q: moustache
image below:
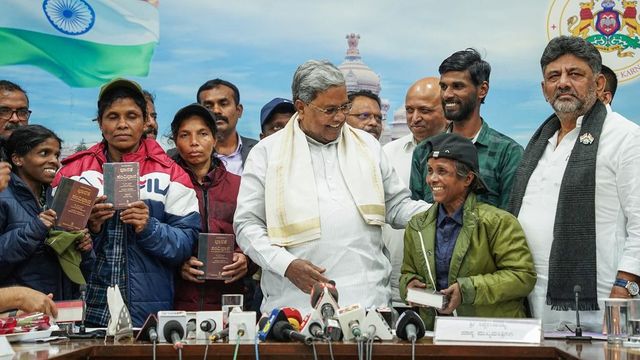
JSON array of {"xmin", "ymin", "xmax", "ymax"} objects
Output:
[
  {"xmin": 4, "ymin": 123, "xmax": 22, "ymax": 131},
  {"xmin": 553, "ymin": 89, "xmax": 577, "ymax": 101},
  {"xmin": 215, "ymin": 116, "xmax": 229, "ymax": 124}
]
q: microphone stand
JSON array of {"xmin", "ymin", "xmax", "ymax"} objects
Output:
[{"xmin": 566, "ymin": 285, "xmax": 592, "ymax": 341}]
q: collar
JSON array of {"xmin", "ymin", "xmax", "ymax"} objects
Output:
[
  {"xmin": 436, "ymin": 202, "xmax": 464, "ymax": 227},
  {"xmin": 561, "ymin": 101, "xmax": 612, "ymax": 134},
  {"xmin": 401, "ymin": 133, "xmax": 419, "ymax": 152},
  {"xmin": 235, "ymin": 133, "xmax": 243, "ymax": 153},
  {"xmin": 174, "ymin": 154, "xmax": 227, "ymax": 186},
  {"xmin": 62, "ymin": 138, "xmax": 172, "ymax": 168},
  {"xmin": 446, "ymin": 119, "xmax": 487, "ymax": 145}
]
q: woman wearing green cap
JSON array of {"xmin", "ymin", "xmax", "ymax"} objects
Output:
[
  {"xmin": 0, "ymin": 125, "xmax": 93, "ymax": 302},
  {"xmin": 399, "ymin": 132, "xmax": 536, "ymax": 330}
]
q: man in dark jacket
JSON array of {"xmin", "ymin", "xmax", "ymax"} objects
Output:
[{"xmin": 196, "ymin": 79, "xmax": 258, "ymax": 176}]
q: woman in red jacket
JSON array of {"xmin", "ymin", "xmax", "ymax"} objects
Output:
[{"xmin": 171, "ymin": 103, "xmax": 249, "ymax": 311}]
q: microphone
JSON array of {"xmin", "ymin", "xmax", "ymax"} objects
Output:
[
  {"xmin": 311, "ymin": 280, "xmax": 338, "ymax": 308},
  {"xmin": 395, "ymin": 310, "xmax": 425, "ymax": 342},
  {"xmin": 210, "ymin": 328, "xmax": 229, "ymax": 342},
  {"xmin": 336, "ymin": 304, "xmax": 366, "ymax": 341},
  {"xmin": 258, "ymin": 308, "xmax": 288, "ymax": 341},
  {"xmin": 566, "ymin": 285, "xmax": 592, "ymax": 341},
  {"xmin": 200, "ymin": 319, "xmax": 217, "ymax": 333},
  {"xmin": 281, "ymin": 307, "xmax": 303, "ymax": 331},
  {"xmin": 309, "ymin": 280, "xmax": 340, "ymax": 340},
  {"xmin": 325, "ymin": 318, "xmax": 343, "ymax": 341},
  {"xmin": 272, "ymin": 320, "xmax": 313, "ymax": 345},
  {"xmin": 300, "ymin": 312, "xmax": 325, "ymax": 339},
  {"xmin": 163, "ymin": 320, "xmax": 185, "ymax": 346},
  {"xmin": 135, "ymin": 314, "xmax": 159, "ymax": 342},
  {"xmin": 148, "ymin": 327, "xmax": 158, "ymax": 343},
  {"xmin": 307, "ymin": 319, "xmax": 325, "ymax": 338}
]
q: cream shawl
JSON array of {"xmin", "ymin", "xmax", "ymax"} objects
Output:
[{"xmin": 265, "ymin": 113, "xmax": 385, "ymax": 246}]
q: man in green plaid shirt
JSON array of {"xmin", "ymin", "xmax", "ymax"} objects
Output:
[{"xmin": 409, "ymin": 49, "xmax": 523, "ymax": 210}]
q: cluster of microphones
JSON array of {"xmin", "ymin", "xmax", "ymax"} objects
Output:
[{"xmin": 137, "ymin": 280, "xmax": 427, "ymax": 351}]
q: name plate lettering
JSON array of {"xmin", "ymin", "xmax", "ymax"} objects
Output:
[{"xmin": 434, "ymin": 317, "xmax": 542, "ymax": 345}]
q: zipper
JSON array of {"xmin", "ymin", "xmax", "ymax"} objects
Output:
[{"xmin": 199, "ymin": 183, "xmax": 209, "ymax": 311}]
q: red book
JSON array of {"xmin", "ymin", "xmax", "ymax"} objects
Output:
[{"xmin": 50, "ymin": 177, "xmax": 99, "ymax": 231}]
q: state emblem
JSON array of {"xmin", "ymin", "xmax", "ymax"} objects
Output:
[{"xmin": 547, "ymin": 0, "xmax": 640, "ymax": 83}]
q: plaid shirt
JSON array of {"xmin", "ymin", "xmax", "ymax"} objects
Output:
[
  {"xmin": 409, "ymin": 120, "xmax": 523, "ymax": 210},
  {"xmin": 85, "ymin": 211, "xmax": 129, "ymax": 326}
]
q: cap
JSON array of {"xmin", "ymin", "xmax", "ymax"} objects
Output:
[
  {"xmin": 260, "ymin": 98, "xmax": 295, "ymax": 128},
  {"xmin": 171, "ymin": 103, "xmax": 217, "ymax": 133},
  {"xmin": 426, "ymin": 132, "xmax": 492, "ymax": 195},
  {"xmin": 98, "ymin": 78, "xmax": 144, "ymax": 102},
  {"xmin": 45, "ymin": 230, "xmax": 86, "ymax": 285}
]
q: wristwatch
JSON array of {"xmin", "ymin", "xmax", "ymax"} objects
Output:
[{"xmin": 614, "ymin": 278, "xmax": 640, "ymax": 296}]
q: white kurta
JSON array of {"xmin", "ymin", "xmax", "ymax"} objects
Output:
[
  {"xmin": 518, "ymin": 106, "xmax": 640, "ymax": 332},
  {"xmin": 234, "ymin": 128, "xmax": 429, "ymax": 315},
  {"xmin": 382, "ymin": 133, "xmax": 417, "ymax": 305}
]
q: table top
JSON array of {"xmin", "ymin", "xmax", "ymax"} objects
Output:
[{"xmin": 9, "ymin": 338, "xmax": 640, "ymax": 360}]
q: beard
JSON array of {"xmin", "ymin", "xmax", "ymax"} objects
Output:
[
  {"xmin": 443, "ymin": 96, "xmax": 476, "ymax": 122},
  {"xmin": 551, "ymin": 84, "xmax": 597, "ymax": 115}
]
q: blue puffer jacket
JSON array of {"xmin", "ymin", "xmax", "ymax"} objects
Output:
[
  {"xmin": 53, "ymin": 139, "xmax": 201, "ymax": 326},
  {"xmin": 0, "ymin": 173, "xmax": 93, "ymax": 300}
]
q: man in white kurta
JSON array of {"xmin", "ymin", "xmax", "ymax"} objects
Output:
[
  {"xmin": 515, "ymin": 36, "xmax": 640, "ymax": 332},
  {"xmin": 518, "ymin": 105, "xmax": 640, "ymax": 331},
  {"xmin": 234, "ymin": 60, "xmax": 428, "ymax": 315}
]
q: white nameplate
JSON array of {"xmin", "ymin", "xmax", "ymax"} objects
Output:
[{"xmin": 434, "ymin": 317, "xmax": 542, "ymax": 345}]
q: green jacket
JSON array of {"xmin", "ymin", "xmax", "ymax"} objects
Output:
[{"xmin": 399, "ymin": 193, "xmax": 536, "ymax": 330}]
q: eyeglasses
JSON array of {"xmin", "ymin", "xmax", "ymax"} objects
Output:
[
  {"xmin": 349, "ymin": 112, "xmax": 383, "ymax": 122},
  {"xmin": 0, "ymin": 107, "xmax": 31, "ymax": 121},
  {"xmin": 307, "ymin": 102, "xmax": 352, "ymax": 117}
]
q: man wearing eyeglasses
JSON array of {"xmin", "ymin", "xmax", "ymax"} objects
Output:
[
  {"xmin": 235, "ymin": 60, "xmax": 429, "ymax": 314},
  {"xmin": 0, "ymin": 80, "xmax": 30, "ymax": 140},
  {"xmin": 345, "ymin": 90, "xmax": 383, "ymax": 140}
]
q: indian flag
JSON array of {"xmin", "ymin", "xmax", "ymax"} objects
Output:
[{"xmin": 0, "ymin": 0, "xmax": 159, "ymax": 87}]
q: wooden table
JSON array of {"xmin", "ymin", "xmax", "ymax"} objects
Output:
[{"xmin": 9, "ymin": 338, "xmax": 640, "ymax": 359}]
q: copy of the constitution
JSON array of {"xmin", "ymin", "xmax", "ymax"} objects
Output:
[
  {"xmin": 103, "ymin": 162, "xmax": 140, "ymax": 210},
  {"xmin": 51, "ymin": 177, "xmax": 99, "ymax": 231},
  {"xmin": 197, "ymin": 233, "xmax": 235, "ymax": 280},
  {"xmin": 406, "ymin": 287, "xmax": 448, "ymax": 310}
]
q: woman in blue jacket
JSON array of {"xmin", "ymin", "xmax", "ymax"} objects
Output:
[
  {"xmin": 0, "ymin": 125, "xmax": 93, "ymax": 300},
  {"xmin": 54, "ymin": 79, "xmax": 200, "ymax": 327}
]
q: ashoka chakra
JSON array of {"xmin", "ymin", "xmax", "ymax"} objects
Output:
[{"xmin": 43, "ymin": 0, "xmax": 95, "ymax": 35}]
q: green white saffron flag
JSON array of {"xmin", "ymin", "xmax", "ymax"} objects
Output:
[{"xmin": 0, "ymin": 0, "xmax": 159, "ymax": 87}]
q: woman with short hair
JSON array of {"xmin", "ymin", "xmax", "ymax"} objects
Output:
[
  {"xmin": 169, "ymin": 103, "xmax": 251, "ymax": 311},
  {"xmin": 400, "ymin": 133, "xmax": 536, "ymax": 330}
]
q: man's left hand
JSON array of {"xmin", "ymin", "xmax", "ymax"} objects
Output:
[
  {"xmin": 120, "ymin": 201, "xmax": 149, "ymax": 233},
  {"xmin": 439, "ymin": 283, "xmax": 462, "ymax": 315}
]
